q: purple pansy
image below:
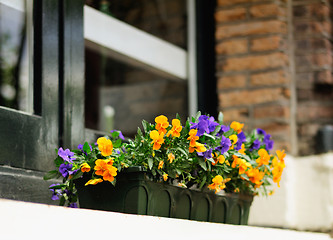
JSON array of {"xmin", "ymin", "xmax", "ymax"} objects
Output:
[
  {"xmin": 197, "ymin": 148, "xmax": 213, "ymax": 159},
  {"xmin": 68, "ymin": 202, "xmax": 78, "ymax": 208},
  {"xmin": 264, "ymin": 134, "xmax": 274, "ymax": 150},
  {"xmin": 250, "ymin": 139, "xmax": 261, "ymax": 151},
  {"xmin": 49, "ymin": 184, "xmax": 62, "ymax": 201},
  {"xmin": 216, "ymin": 125, "xmax": 230, "ymax": 137},
  {"xmin": 190, "ymin": 115, "xmax": 219, "ymax": 136},
  {"xmin": 59, "ymin": 163, "xmax": 73, "ymax": 178},
  {"xmin": 235, "ymin": 131, "xmax": 246, "ymax": 151},
  {"xmin": 58, "ymin": 147, "xmax": 75, "ymax": 163},
  {"xmin": 215, "ymin": 136, "xmax": 232, "ymax": 154},
  {"xmin": 257, "ymin": 128, "xmax": 266, "ymax": 136}
]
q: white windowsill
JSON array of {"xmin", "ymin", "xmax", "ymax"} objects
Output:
[{"xmin": 0, "ymin": 199, "xmax": 330, "ymax": 240}]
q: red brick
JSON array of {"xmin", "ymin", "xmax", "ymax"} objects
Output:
[
  {"xmin": 297, "ymin": 105, "xmax": 333, "ymax": 121},
  {"xmin": 217, "ymin": 74, "xmax": 247, "ymax": 90},
  {"xmin": 217, "ymin": 0, "xmax": 268, "ymax": 6},
  {"xmin": 220, "ymin": 52, "xmax": 289, "ymax": 72},
  {"xmin": 218, "ymin": 88, "xmax": 286, "ymax": 107},
  {"xmin": 250, "ymin": 70, "xmax": 290, "ymax": 86},
  {"xmin": 250, "ymin": 35, "xmax": 285, "ymax": 52},
  {"xmin": 254, "ymin": 104, "xmax": 290, "ymax": 119},
  {"xmin": 315, "ymin": 70, "xmax": 333, "ymax": 84},
  {"xmin": 250, "ymin": 4, "xmax": 286, "ymax": 18},
  {"xmin": 219, "ymin": 108, "xmax": 250, "ymax": 123},
  {"xmin": 293, "ymin": 3, "xmax": 330, "ymax": 20},
  {"xmin": 216, "ymin": 20, "xmax": 287, "ymax": 39},
  {"xmin": 294, "ymin": 21, "xmax": 331, "ymax": 36},
  {"xmin": 215, "ymin": 8, "xmax": 247, "ymax": 22},
  {"xmin": 295, "ymin": 53, "xmax": 332, "ymax": 72},
  {"xmin": 216, "ymin": 39, "xmax": 248, "ymax": 55}
]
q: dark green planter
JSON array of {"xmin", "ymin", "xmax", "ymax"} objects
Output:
[{"xmin": 75, "ymin": 167, "xmax": 253, "ymax": 225}]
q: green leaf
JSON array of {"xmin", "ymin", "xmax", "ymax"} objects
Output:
[
  {"xmin": 49, "ymin": 184, "xmax": 66, "ymax": 190},
  {"xmin": 137, "ymin": 127, "xmax": 143, "ymax": 136},
  {"xmin": 206, "ymin": 158, "xmax": 215, "ymax": 163},
  {"xmin": 195, "ymin": 111, "xmax": 201, "ymax": 121},
  {"xmin": 54, "ymin": 157, "xmax": 64, "ymax": 167},
  {"xmin": 83, "ymin": 142, "xmax": 91, "ymax": 154},
  {"xmin": 148, "ymin": 157, "xmax": 153, "ymax": 170},
  {"xmin": 71, "ymin": 171, "xmax": 83, "ymax": 180},
  {"xmin": 111, "ymin": 178, "xmax": 117, "ymax": 186},
  {"xmin": 203, "ymin": 133, "xmax": 215, "ymax": 140},
  {"xmin": 211, "ymin": 125, "xmax": 221, "ymax": 136},
  {"xmin": 218, "ymin": 112, "xmax": 224, "ymax": 124},
  {"xmin": 198, "ymin": 158, "xmax": 207, "ymax": 171},
  {"xmin": 111, "ymin": 131, "xmax": 119, "ymax": 139},
  {"xmin": 233, "ymin": 152, "xmax": 251, "ymax": 162},
  {"xmin": 199, "ymin": 175, "xmax": 207, "ymax": 189},
  {"xmin": 176, "ymin": 147, "xmax": 188, "ymax": 158},
  {"xmin": 113, "ymin": 139, "xmax": 122, "ymax": 148},
  {"xmin": 142, "ymin": 120, "xmax": 149, "ymax": 133},
  {"xmin": 43, "ymin": 170, "xmax": 59, "ymax": 180},
  {"xmin": 59, "ymin": 196, "xmax": 66, "ymax": 206}
]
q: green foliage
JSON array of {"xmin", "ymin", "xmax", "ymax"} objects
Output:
[{"xmin": 45, "ymin": 112, "xmax": 286, "ymax": 208}]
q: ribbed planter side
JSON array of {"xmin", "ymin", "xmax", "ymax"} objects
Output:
[{"xmin": 75, "ymin": 168, "xmax": 253, "ymax": 225}]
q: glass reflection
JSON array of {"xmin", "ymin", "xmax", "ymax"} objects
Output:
[
  {"xmin": 85, "ymin": 48, "xmax": 188, "ymax": 137},
  {"xmin": 0, "ymin": 0, "xmax": 31, "ymax": 112},
  {"xmin": 84, "ymin": 0, "xmax": 188, "ymax": 136}
]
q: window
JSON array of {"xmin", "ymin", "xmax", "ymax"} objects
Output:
[
  {"xmin": 0, "ymin": 0, "xmax": 33, "ymax": 113},
  {"xmin": 84, "ymin": 0, "xmax": 197, "ymax": 137}
]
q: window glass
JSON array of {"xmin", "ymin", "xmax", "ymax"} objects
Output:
[
  {"xmin": 85, "ymin": 0, "xmax": 187, "ymax": 49},
  {"xmin": 85, "ymin": 48, "xmax": 188, "ymax": 137},
  {"xmin": 84, "ymin": 0, "xmax": 188, "ymax": 136},
  {"xmin": 0, "ymin": 1, "xmax": 31, "ymax": 112}
]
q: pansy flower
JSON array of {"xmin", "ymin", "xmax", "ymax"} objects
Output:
[
  {"xmin": 97, "ymin": 137, "xmax": 113, "ymax": 157},
  {"xmin": 155, "ymin": 115, "xmax": 169, "ymax": 135},
  {"xmin": 58, "ymin": 147, "xmax": 75, "ymax": 163},
  {"xmin": 166, "ymin": 119, "xmax": 182, "ymax": 137},
  {"xmin": 59, "ymin": 163, "xmax": 73, "ymax": 178},
  {"xmin": 215, "ymin": 136, "xmax": 231, "ymax": 154},
  {"xmin": 150, "ymin": 130, "xmax": 165, "ymax": 150}
]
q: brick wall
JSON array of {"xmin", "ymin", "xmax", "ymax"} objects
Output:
[
  {"xmin": 293, "ymin": 0, "xmax": 333, "ymax": 155},
  {"xmin": 216, "ymin": 0, "xmax": 333, "ymax": 156},
  {"xmin": 215, "ymin": 0, "xmax": 292, "ymax": 152}
]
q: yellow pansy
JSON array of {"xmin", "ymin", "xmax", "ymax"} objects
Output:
[
  {"xmin": 97, "ymin": 137, "xmax": 113, "ymax": 157},
  {"xmin": 256, "ymin": 148, "xmax": 270, "ymax": 166},
  {"xmin": 150, "ymin": 130, "xmax": 165, "ymax": 150},
  {"xmin": 168, "ymin": 153, "xmax": 175, "ymax": 163},
  {"xmin": 155, "ymin": 115, "xmax": 169, "ymax": 135},
  {"xmin": 230, "ymin": 121, "xmax": 244, "ymax": 134},
  {"xmin": 158, "ymin": 160, "xmax": 164, "ymax": 169},
  {"xmin": 85, "ymin": 178, "xmax": 103, "ymax": 186},
  {"xmin": 163, "ymin": 173, "xmax": 168, "ymax": 181},
  {"xmin": 166, "ymin": 119, "xmax": 182, "ymax": 138},
  {"xmin": 80, "ymin": 163, "xmax": 91, "ymax": 173}
]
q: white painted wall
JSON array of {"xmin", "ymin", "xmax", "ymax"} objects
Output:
[{"xmin": 249, "ymin": 153, "xmax": 333, "ymax": 232}]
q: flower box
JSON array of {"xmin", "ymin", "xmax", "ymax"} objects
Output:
[
  {"xmin": 45, "ymin": 111, "xmax": 285, "ymax": 224},
  {"xmin": 74, "ymin": 167, "xmax": 253, "ymax": 225}
]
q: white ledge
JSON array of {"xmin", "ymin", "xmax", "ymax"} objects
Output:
[
  {"xmin": 84, "ymin": 5, "xmax": 187, "ymax": 80},
  {"xmin": 0, "ymin": 199, "xmax": 330, "ymax": 240}
]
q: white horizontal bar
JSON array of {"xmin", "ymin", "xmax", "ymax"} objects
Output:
[
  {"xmin": 84, "ymin": 5, "xmax": 187, "ymax": 80},
  {"xmin": 0, "ymin": 199, "xmax": 330, "ymax": 240},
  {"xmin": 0, "ymin": 0, "xmax": 24, "ymax": 11}
]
